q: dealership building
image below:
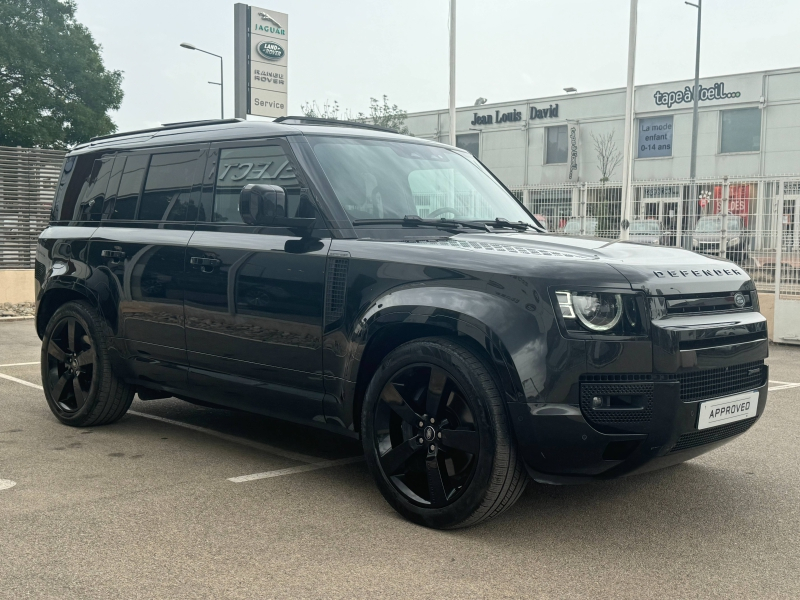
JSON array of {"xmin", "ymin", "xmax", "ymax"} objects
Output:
[{"xmin": 404, "ymin": 66, "xmax": 800, "ymax": 246}]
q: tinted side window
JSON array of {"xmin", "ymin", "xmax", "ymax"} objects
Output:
[
  {"xmin": 138, "ymin": 151, "xmax": 201, "ymax": 221},
  {"xmin": 111, "ymin": 154, "xmax": 148, "ymax": 220},
  {"xmin": 73, "ymin": 155, "xmax": 115, "ymax": 221},
  {"xmin": 54, "ymin": 153, "xmax": 102, "ymax": 222},
  {"xmin": 213, "ymin": 145, "xmax": 313, "ymax": 223}
]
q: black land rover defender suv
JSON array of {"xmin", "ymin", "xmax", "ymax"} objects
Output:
[{"xmin": 36, "ymin": 117, "xmax": 769, "ymax": 529}]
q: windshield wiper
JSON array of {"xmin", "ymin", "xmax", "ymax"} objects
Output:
[
  {"xmin": 352, "ymin": 215, "xmax": 490, "ymax": 232},
  {"xmin": 481, "ymin": 218, "xmax": 543, "ymax": 232}
]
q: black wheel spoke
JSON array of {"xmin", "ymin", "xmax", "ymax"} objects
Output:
[
  {"xmin": 72, "ymin": 377, "xmax": 86, "ymax": 409},
  {"xmin": 75, "ymin": 350, "xmax": 94, "ymax": 368},
  {"xmin": 381, "ymin": 383, "xmax": 422, "ymax": 426},
  {"xmin": 425, "ymin": 454, "xmax": 448, "ymax": 507},
  {"xmin": 440, "ymin": 429, "xmax": 480, "ymax": 455},
  {"xmin": 425, "ymin": 367, "xmax": 448, "ymax": 418},
  {"xmin": 48, "ymin": 341, "xmax": 67, "ymax": 362},
  {"xmin": 67, "ymin": 318, "xmax": 76, "ymax": 352},
  {"xmin": 51, "ymin": 374, "xmax": 71, "ymax": 402},
  {"xmin": 380, "ymin": 438, "xmax": 423, "ymax": 475}
]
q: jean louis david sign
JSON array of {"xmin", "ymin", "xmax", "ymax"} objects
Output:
[{"xmin": 234, "ymin": 4, "xmax": 288, "ymax": 118}]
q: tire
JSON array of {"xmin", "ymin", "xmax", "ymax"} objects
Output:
[
  {"xmin": 361, "ymin": 337, "xmax": 528, "ymax": 529},
  {"xmin": 41, "ymin": 300, "xmax": 134, "ymax": 427}
]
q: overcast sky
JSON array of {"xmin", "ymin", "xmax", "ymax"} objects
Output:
[{"xmin": 74, "ymin": 0, "xmax": 800, "ymax": 133}]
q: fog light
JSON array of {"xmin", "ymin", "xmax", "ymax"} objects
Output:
[{"xmin": 592, "ymin": 396, "xmax": 604, "ymax": 409}]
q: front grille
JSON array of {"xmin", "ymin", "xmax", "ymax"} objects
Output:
[
  {"xmin": 669, "ymin": 417, "xmax": 757, "ymax": 453},
  {"xmin": 579, "ymin": 380, "xmax": 653, "ymax": 426},
  {"xmin": 678, "ymin": 361, "xmax": 766, "ymax": 402},
  {"xmin": 665, "ymin": 291, "xmax": 754, "ymax": 315}
]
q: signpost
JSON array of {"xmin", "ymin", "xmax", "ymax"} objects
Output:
[{"xmin": 234, "ymin": 4, "xmax": 288, "ymax": 119}]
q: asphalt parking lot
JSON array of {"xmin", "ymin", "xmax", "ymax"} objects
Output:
[{"xmin": 1, "ymin": 319, "xmax": 799, "ymax": 599}]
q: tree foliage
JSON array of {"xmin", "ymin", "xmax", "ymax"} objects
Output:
[
  {"xmin": 301, "ymin": 95, "xmax": 410, "ymax": 135},
  {"xmin": 590, "ymin": 131, "xmax": 623, "ymax": 237},
  {"xmin": 0, "ymin": 0, "xmax": 123, "ymax": 148}
]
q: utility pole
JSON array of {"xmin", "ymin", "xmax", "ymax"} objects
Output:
[
  {"xmin": 687, "ymin": 0, "xmax": 703, "ymax": 249},
  {"xmin": 619, "ymin": 0, "xmax": 638, "ymax": 241},
  {"xmin": 448, "ymin": 0, "xmax": 457, "ymax": 147}
]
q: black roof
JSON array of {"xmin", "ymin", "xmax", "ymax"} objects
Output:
[{"xmin": 72, "ymin": 116, "xmax": 421, "ymax": 155}]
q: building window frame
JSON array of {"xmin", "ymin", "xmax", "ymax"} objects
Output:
[
  {"xmin": 718, "ymin": 106, "xmax": 762, "ymax": 155},
  {"xmin": 544, "ymin": 125, "xmax": 569, "ymax": 165}
]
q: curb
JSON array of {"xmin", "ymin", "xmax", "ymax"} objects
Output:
[{"xmin": 0, "ymin": 316, "xmax": 34, "ymax": 322}]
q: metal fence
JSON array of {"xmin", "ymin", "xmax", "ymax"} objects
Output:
[
  {"xmin": 512, "ymin": 176, "xmax": 800, "ymax": 298},
  {"xmin": 0, "ymin": 146, "xmax": 66, "ymax": 269}
]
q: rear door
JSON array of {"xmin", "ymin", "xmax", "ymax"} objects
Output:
[
  {"xmin": 183, "ymin": 139, "xmax": 330, "ymax": 420},
  {"xmin": 87, "ymin": 145, "xmax": 206, "ymax": 389}
]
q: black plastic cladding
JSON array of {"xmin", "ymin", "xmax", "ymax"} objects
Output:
[{"xmin": 36, "ymin": 118, "xmax": 769, "ymax": 484}]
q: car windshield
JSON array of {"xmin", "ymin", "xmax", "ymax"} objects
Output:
[
  {"xmin": 562, "ymin": 218, "xmax": 596, "ymax": 234},
  {"xmin": 631, "ymin": 220, "xmax": 661, "ymax": 233},
  {"xmin": 307, "ymin": 136, "xmax": 533, "ymax": 224},
  {"xmin": 695, "ymin": 216, "xmax": 722, "ymax": 232}
]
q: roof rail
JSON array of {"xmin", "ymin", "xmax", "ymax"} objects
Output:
[
  {"xmin": 273, "ymin": 115, "xmax": 399, "ymax": 134},
  {"xmin": 89, "ymin": 118, "xmax": 245, "ymax": 142}
]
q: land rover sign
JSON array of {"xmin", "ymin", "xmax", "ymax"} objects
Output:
[
  {"xmin": 234, "ymin": 3, "xmax": 288, "ymax": 118},
  {"xmin": 257, "ymin": 40, "xmax": 284, "ymax": 61}
]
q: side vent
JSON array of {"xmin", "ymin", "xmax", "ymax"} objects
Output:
[{"xmin": 324, "ymin": 254, "xmax": 350, "ymax": 328}]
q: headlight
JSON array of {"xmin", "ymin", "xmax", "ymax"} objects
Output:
[{"xmin": 556, "ymin": 290, "xmax": 644, "ymax": 335}]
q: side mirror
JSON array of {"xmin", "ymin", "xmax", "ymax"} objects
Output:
[{"xmin": 239, "ymin": 184, "xmax": 285, "ymax": 226}]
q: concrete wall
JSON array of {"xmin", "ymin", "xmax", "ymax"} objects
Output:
[{"xmin": 0, "ymin": 270, "xmax": 35, "ymax": 304}]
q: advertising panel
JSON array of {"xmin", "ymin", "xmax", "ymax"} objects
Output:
[{"xmin": 638, "ymin": 116, "xmax": 673, "ymax": 158}]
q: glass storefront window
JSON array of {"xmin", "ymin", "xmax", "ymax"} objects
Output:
[
  {"xmin": 456, "ymin": 133, "xmax": 479, "ymax": 158},
  {"xmin": 720, "ymin": 107, "xmax": 761, "ymax": 153},
  {"xmin": 545, "ymin": 125, "xmax": 568, "ymax": 164}
]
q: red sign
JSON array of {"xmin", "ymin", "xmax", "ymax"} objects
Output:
[{"xmin": 712, "ymin": 184, "xmax": 751, "ymax": 225}]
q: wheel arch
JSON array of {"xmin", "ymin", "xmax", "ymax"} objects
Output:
[
  {"xmin": 36, "ymin": 279, "xmax": 108, "ymax": 340},
  {"xmin": 345, "ymin": 288, "xmax": 538, "ymax": 434}
]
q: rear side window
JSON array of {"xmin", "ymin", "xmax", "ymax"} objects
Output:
[
  {"xmin": 73, "ymin": 155, "xmax": 115, "ymax": 221},
  {"xmin": 213, "ymin": 145, "xmax": 313, "ymax": 223},
  {"xmin": 138, "ymin": 151, "xmax": 201, "ymax": 221},
  {"xmin": 53, "ymin": 152, "xmax": 111, "ymax": 222},
  {"xmin": 110, "ymin": 154, "xmax": 149, "ymax": 220}
]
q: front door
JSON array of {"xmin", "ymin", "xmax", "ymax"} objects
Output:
[{"xmin": 183, "ymin": 139, "xmax": 330, "ymax": 421}]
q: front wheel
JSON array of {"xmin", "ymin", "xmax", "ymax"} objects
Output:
[
  {"xmin": 41, "ymin": 300, "xmax": 134, "ymax": 426},
  {"xmin": 361, "ymin": 337, "xmax": 528, "ymax": 529}
]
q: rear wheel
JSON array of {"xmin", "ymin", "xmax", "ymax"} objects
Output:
[
  {"xmin": 361, "ymin": 337, "xmax": 527, "ymax": 529},
  {"xmin": 41, "ymin": 301, "xmax": 134, "ymax": 426}
]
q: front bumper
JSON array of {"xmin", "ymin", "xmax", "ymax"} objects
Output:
[{"xmin": 510, "ymin": 312, "xmax": 770, "ymax": 484}]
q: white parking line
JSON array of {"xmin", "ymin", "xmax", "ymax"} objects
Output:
[
  {"xmin": 0, "ymin": 371, "xmax": 340, "ymax": 466},
  {"xmin": 227, "ymin": 456, "xmax": 364, "ymax": 483},
  {"xmin": 0, "ymin": 372, "xmax": 44, "ymax": 390},
  {"xmin": 0, "ymin": 362, "xmax": 39, "ymax": 368},
  {"xmin": 127, "ymin": 411, "xmax": 322, "ymax": 464},
  {"xmin": 0, "ymin": 479, "xmax": 16, "ymax": 491}
]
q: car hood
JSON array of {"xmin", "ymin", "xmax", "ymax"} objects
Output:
[{"xmin": 413, "ymin": 231, "xmax": 753, "ymax": 295}]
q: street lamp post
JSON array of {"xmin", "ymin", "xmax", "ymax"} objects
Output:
[
  {"xmin": 686, "ymin": 0, "xmax": 702, "ymax": 249},
  {"xmin": 619, "ymin": 0, "xmax": 638, "ymax": 241},
  {"xmin": 448, "ymin": 0, "xmax": 457, "ymax": 147},
  {"xmin": 180, "ymin": 42, "xmax": 224, "ymax": 119}
]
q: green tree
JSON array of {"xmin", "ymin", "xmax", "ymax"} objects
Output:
[
  {"xmin": 0, "ymin": 0, "xmax": 123, "ymax": 148},
  {"xmin": 301, "ymin": 95, "xmax": 410, "ymax": 134}
]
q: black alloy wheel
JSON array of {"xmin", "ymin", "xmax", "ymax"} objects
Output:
[
  {"xmin": 44, "ymin": 315, "xmax": 95, "ymax": 413},
  {"xmin": 362, "ymin": 337, "xmax": 528, "ymax": 529},
  {"xmin": 41, "ymin": 301, "xmax": 134, "ymax": 426},
  {"xmin": 374, "ymin": 363, "xmax": 480, "ymax": 507}
]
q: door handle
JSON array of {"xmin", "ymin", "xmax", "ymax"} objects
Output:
[
  {"xmin": 190, "ymin": 256, "xmax": 221, "ymax": 270},
  {"xmin": 101, "ymin": 250, "xmax": 126, "ymax": 260}
]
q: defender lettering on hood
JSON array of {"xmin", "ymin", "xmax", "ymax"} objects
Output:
[{"xmin": 654, "ymin": 268, "xmax": 742, "ymax": 278}]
